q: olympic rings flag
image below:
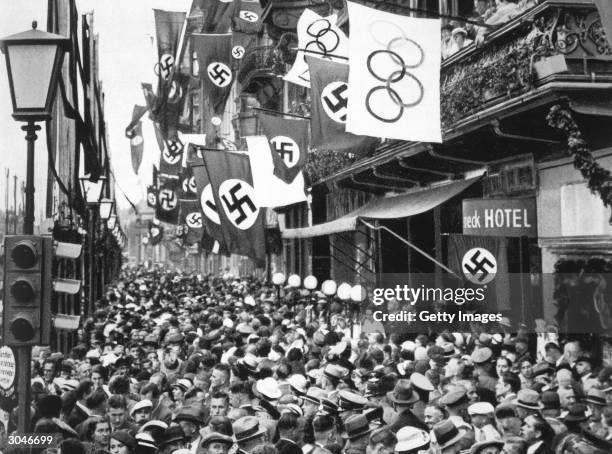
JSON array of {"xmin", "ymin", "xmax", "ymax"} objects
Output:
[
  {"xmin": 345, "ymin": 2, "xmax": 442, "ymax": 143},
  {"xmin": 284, "ymin": 9, "xmax": 347, "ymax": 88}
]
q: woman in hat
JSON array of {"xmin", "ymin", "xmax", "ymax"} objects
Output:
[{"xmin": 110, "ymin": 430, "xmax": 137, "ymax": 454}]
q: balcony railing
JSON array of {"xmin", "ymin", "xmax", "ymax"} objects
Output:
[
  {"xmin": 237, "ymin": 45, "xmax": 287, "ymax": 89},
  {"xmin": 441, "ymin": 0, "xmax": 612, "ymax": 129}
]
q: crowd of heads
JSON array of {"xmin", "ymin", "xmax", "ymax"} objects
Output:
[{"xmin": 6, "ymin": 264, "xmax": 612, "ymax": 454}]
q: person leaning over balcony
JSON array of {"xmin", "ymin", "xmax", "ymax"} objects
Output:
[
  {"xmin": 441, "ymin": 24, "xmax": 454, "ymax": 59},
  {"xmin": 450, "ymin": 28, "xmax": 473, "ymax": 56}
]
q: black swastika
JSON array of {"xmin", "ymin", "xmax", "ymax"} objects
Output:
[
  {"xmin": 463, "ymin": 250, "xmax": 495, "ymax": 283},
  {"xmin": 208, "ymin": 63, "xmax": 231, "ymax": 86},
  {"xmin": 323, "ymin": 84, "xmax": 348, "ymax": 121},
  {"xmin": 272, "ymin": 141, "xmax": 294, "ymax": 162},
  {"xmin": 221, "ymin": 182, "xmax": 256, "ymax": 225}
]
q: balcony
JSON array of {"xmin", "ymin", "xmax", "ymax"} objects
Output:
[
  {"xmin": 237, "ymin": 46, "xmax": 287, "ymax": 108},
  {"xmin": 310, "ymin": 0, "xmax": 612, "ymax": 189}
]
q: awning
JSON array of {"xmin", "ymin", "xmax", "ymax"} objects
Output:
[{"xmin": 282, "ymin": 176, "xmax": 481, "ymax": 239}]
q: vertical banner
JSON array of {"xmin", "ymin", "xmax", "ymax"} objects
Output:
[
  {"xmin": 308, "ymin": 57, "xmax": 374, "ymax": 152},
  {"xmin": 233, "ymin": 0, "xmax": 264, "ymax": 34},
  {"xmin": 246, "ymin": 136, "xmax": 307, "ymax": 208},
  {"xmin": 159, "ymin": 138, "xmax": 185, "ymax": 178},
  {"xmin": 193, "ymin": 33, "xmax": 234, "ymax": 116},
  {"xmin": 141, "ymin": 83, "xmax": 166, "ymax": 151},
  {"xmin": 345, "ymin": 1, "xmax": 441, "ymax": 143},
  {"xmin": 202, "ymin": 150, "xmax": 266, "ymax": 266},
  {"xmin": 284, "ymin": 10, "xmax": 346, "ymax": 88},
  {"xmin": 257, "ymin": 113, "xmax": 309, "ymax": 183},
  {"xmin": 129, "ymin": 121, "xmax": 144, "ymax": 175},
  {"xmin": 179, "ymin": 199, "xmax": 204, "ymax": 245},
  {"xmin": 156, "ymin": 178, "xmax": 181, "ymax": 224}
]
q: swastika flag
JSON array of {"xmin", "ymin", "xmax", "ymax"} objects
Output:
[
  {"xmin": 201, "ymin": 150, "xmax": 266, "ymax": 266},
  {"xmin": 193, "ymin": 33, "xmax": 234, "ymax": 116},
  {"xmin": 246, "ymin": 136, "xmax": 307, "ymax": 208},
  {"xmin": 258, "ymin": 113, "xmax": 309, "ymax": 184},
  {"xmin": 345, "ymin": 1, "xmax": 441, "ymax": 143},
  {"xmin": 307, "ymin": 56, "xmax": 376, "ymax": 152},
  {"xmin": 155, "ymin": 177, "xmax": 181, "ymax": 224}
]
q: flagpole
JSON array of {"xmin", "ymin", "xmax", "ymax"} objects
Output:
[{"xmin": 249, "ymin": 106, "xmax": 310, "ymax": 120}]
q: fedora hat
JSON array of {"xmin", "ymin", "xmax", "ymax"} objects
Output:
[
  {"xmin": 563, "ymin": 403, "xmax": 588, "ymax": 423},
  {"xmin": 541, "ymin": 391, "xmax": 560, "ymax": 410},
  {"xmin": 395, "ymin": 426, "xmax": 430, "ymax": 451},
  {"xmin": 303, "ymin": 387, "xmax": 327, "ymax": 405},
  {"xmin": 201, "ymin": 432, "xmax": 234, "ymax": 447},
  {"xmin": 386, "ymin": 379, "xmax": 419, "ymax": 405},
  {"xmin": 174, "ymin": 405, "xmax": 204, "ymax": 426},
  {"xmin": 233, "ymin": 416, "xmax": 267, "ymax": 443},
  {"xmin": 470, "ymin": 440, "xmax": 504, "ymax": 454},
  {"xmin": 432, "ymin": 420, "xmax": 466, "ymax": 450},
  {"xmin": 513, "ymin": 389, "xmax": 542, "ymax": 411},
  {"xmin": 586, "ymin": 388, "xmax": 607, "ymax": 406},
  {"xmin": 340, "ymin": 414, "xmax": 372, "ymax": 440},
  {"xmin": 159, "ymin": 426, "xmax": 187, "ymax": 448}
]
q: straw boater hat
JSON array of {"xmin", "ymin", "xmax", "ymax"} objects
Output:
[
  {"xmin": 233, "ymin": 416, "xmax": 267, "ymax": 443},
  {"xmin": 395, "ymin": 427, "xmax": 430, "ymax": 452}
]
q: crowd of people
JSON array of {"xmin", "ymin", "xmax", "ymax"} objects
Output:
[
  {"xmin": 442, "ymin": 0, "xmax": 540, "ymax": 59},
  {"xmin": 6, "ymin": 264, "xmax": 612, "ymax": 454}
]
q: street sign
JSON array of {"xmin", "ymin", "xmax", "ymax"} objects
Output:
[
  {"xmin": 0, "ymin": 346, "xmax": 16, "ymax": 390},
  {"xmin": 462, "ymin": 198, "xmax": 537, "ymax": 237}
]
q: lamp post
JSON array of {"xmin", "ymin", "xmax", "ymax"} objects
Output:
[
  {"xmin": 350, "ymin": 285, "xmax": 367, "ymax": 337},
  {"xmin": 321, "ymin": 279, "xmax": 337, "ymax": 327},
  {"xmin": 0, "ymin": 21, "xmax": 69, "ymax": 435},
  {"xmin": 337, "ymin": 282, "xmax": 352, "ymax": 329},
  {"xmin": 303, "ymin": 275, "xmax": 318, "ymax": 322},
  {"xmin": 79, "ymin": 175, "xmax": 106, "ymax": 318},
  {"xmin": 0, "ymin": 21, "xmax": 69, "ymax": 234},
  {"xmin": 272, "ymin": 272, "xmax": 286, "ymax": 305},
  {"xmin": 98, "ymin": 198, "xmax": 114, "ymax": 291}
]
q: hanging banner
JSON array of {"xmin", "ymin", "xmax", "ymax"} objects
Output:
[
  {"xmin": 153, "ymin": 9, "xmax": 186, "ymax": 72},
  {"xmin": 179, "ymin": 199, "xmax": 205, "ymax": 245},
  {"xmin": 159, "ymin": 138, "xmax": 185, "ymax": 178},
  {"xmin": 308, "ymin": 56, "xmax": 375, "ymax": 152},
  {"xmin": 141, "ymin": 83, "xmax": 166, "ymax": 151},
  {"xmin": 129, "ymin": 121, "xmax": 144, "ymax": 175},
  {"xmin": 258, "ymin": 113, "xmax": 309, "ymax": 183},
  {"xmin": 193, "ymin": 33, "xmax": 234, "ymax": 116},
  {"xmin": 202, "ymin": 150, "xmax": 266, "ymax": 266},
  {"xmin": 233, "ymin": 0, "xmax": 264, "ymax": 34},
  {"xmin": 148, "ymin": 219, "xmax": 164, "ymax": 245},
  {"xmin": 284, "ymin": 10, "xmax": 345, "ymax": 88},
  {"xmin": 192, "ymin": 150, "xmax": 228, "ymax": 253},
  {"xmin": 155, "ymin": 178, "xmax": 181, "ymax": 224},
  {"xmin": 345, "ymin": 1, "xmax": 441, "ymax": 143},
  {"xmin": 125, "ymin": 105, "xmax": 148, "ymax": 138},
  {"xmin": 146, "ymin": 186, "xmax": 158, "ymax": 209},
  {"xmin": 246, "ymin": 136, "xmax": 307, "ymax": 208},
  {"xmin": 179, "ymin": 165, "xmax": 198, "ymax": 199}
]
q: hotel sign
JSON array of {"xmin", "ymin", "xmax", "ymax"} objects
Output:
[{"xmin": 463, "ymin": 198, "xmax": 537, "ymax": 237}]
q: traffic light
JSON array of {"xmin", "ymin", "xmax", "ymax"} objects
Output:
[{"xmin": 2, "ymin": 235, "xmax": 52, "ymax": 346}]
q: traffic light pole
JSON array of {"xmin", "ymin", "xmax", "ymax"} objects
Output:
[{"xmin": 22, "ymin": 122, "xmax": 40, "ymax": 235}]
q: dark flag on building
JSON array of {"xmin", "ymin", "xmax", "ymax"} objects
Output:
[
  {"xmin": 179, "ymin": 199, "xmax": 205, "ymax": 245},
  {"xmin": 154, "ymin": 9, "xmax": 185, "ymax": 64},
  {"xmin": 233, "ymin": 0, "xmax": 264, "ymax": 34},
  {"xmin": 192, "ymin": 153, "xmax": 228, "ymax": 254},
  {"xmin": 129, "ymin": 121, "xmax": 144, "ymax": 175},
  {"xmin": 159, "ymin": 138, "xmax": 185, "ymax": 178},
  {"xmin": 125, "ymin": 104, "xmax": 148, "ymax": 138},
  {"xmin": 307, "ymin": 56, "xmax": 375, "ymax": 152},
  {"xmin": 179, "ymin": 165, "xmax": 198, "ymax": 199},
  {"xmin": 202, "ymin": 150, "xmax": 266, "ymax": 266},
  {"xmin": 258, "ymin": 113, "xmax": 309, "ymax": 184},
  {"xmin": 193, "ymin": 33, "xmax": 234, "ymax": 116},
  {"xmin": 156, "ymin": 178, "xmax": 181, "ymax": 224}
]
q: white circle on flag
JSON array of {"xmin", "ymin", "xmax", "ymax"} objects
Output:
[
  {"xmin": 157, "ymin": 53, "xmax": 175, "ymax": 80},
  {"xmin": 201, "ymin": 184, "xmax": 220, "ymax": 225},
  {"xmin": 207, "ymin": 62, "xmax": 232, "ymax": 88},
  {"xmin": 0, "ymin": 347, "xmax": 16, "ymax": 390},
  {"xmin": 270, "ymin": 136, "xmax": 300, "ymax": 168},
  {"xmin": 218, "ymin": 178, "xmax": 259, "ymax": 230},
  {"xmin": 147, "ymin": 191, "xmax": 157, "ymax": 206},
  {"xmin": 321, "ymin": 81, "xmax": 348, "ymax": 124},
  {"xmin": 158, "ymin": 188, "xmax": 178, "ymax": 211},
  {"xmin": 232, "ymin": 45, "xmax": 246, "ymax": 59},
  {"xmin": 162, "ymin": 149, "xmax": 181, "ymax": 165},
  {"xmin": 189, "ymin": 176, "xmax": 197, "ymax": 194},
  {"xmin": 462, "ymin": 247, "xmax": 497, "ymax": 285},
  {"xmin": 186, "ymin": 212, "xmax": 203, "ymax": 229},
  {"xmin": 130, "ymin": 135, "xmax": 143, "ymax": 146},
  {"xmin": 239, "ymin": 10, "xmax": 259, "ymax": 22}
]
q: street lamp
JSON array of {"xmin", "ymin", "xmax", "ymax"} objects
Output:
[
  {"xmin": 79, "ymin": 175, "xmax": 107, "ymax": 205},
  {"xmin": 107, "ymin": 214, "xmax": 117, "ymax": 230},
  {"xmin": 99, "ymin": 198, "xmax": 114, "ymax": 221},
  {"xmin": 272, "ymin": 272, "xmax": 286, "ymax": 304},
  {"xmin": 0, "ymin": 21, "xmax": 69, "ymax": 234},
  {"xmin": 350, "ymin": 284, "xmax": 367, "ymax": 337},
  {"xmin": 321, "ymin": 279, "xmax": 337, "ymax": 326}
]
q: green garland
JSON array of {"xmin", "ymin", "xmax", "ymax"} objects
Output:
[
  {"xmin": 546, "ymin": 105, "xmax": 612, "ymax": 223},
  {"xmin": 441, "ymin": 35, "xmax": 536, "ymax": 128},
  {"xmin": 305, "ymin": 150, "xmax": 359, "ymax": 184}
]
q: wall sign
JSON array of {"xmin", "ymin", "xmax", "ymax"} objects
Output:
[{"xmin": 463, "ymin": 198, "xmax": 537, "ymax": 237}]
